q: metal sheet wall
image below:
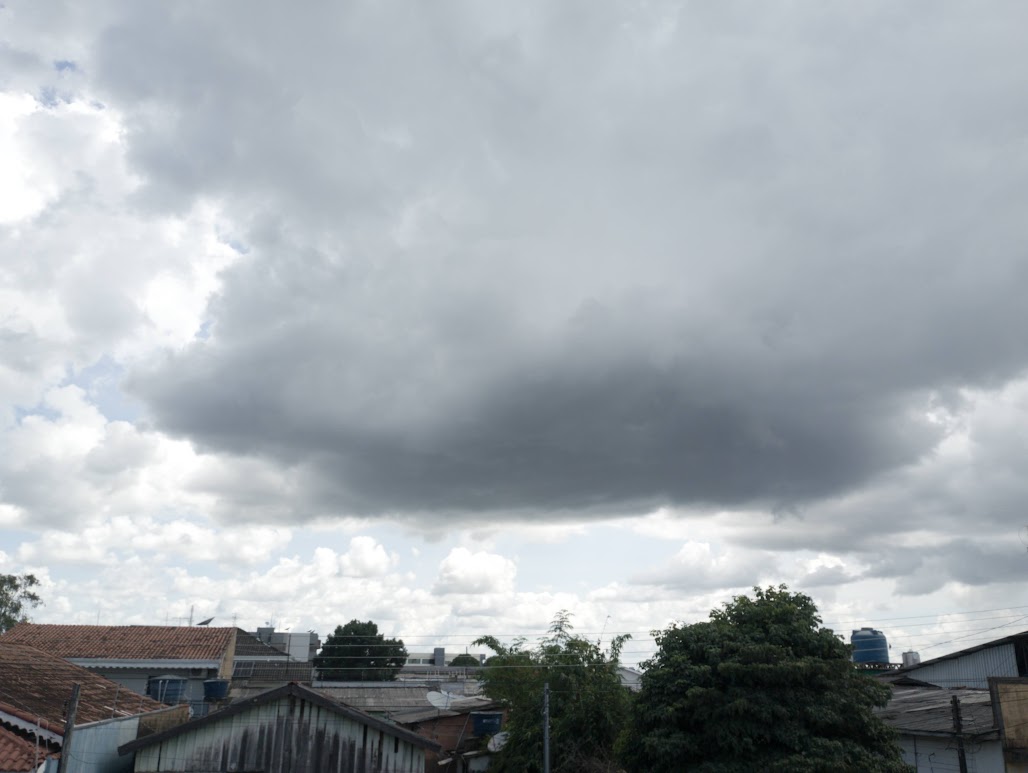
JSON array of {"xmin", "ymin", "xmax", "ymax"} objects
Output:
[
  {"xmin": 133, "ymin": 695, "xmax": 424, "ymax": 772},
  {"xmin": 909, "ymin": 643, "xmax": 1017, "ymax": 689}
]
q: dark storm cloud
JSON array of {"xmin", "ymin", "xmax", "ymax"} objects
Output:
[{"xmin": 92, "ymin": 1, "xmax": 1028, "ymax": 520}]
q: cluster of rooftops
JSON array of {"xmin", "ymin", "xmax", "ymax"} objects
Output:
[{"xmin": 0, "ymin": 623, "xmax": 502, "ymax": 773}]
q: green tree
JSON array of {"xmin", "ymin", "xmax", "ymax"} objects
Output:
[
  {"xmin": 620, "ymin": 586, "xmax": 909, "ymax": 773},
  {"xmin": 314, "ymin": 620, "xmax": 407, "ymax": 681},
  {"xmin": 448, "ymin": 653, "xmax": 481, "ymax": 668},
  {"xmin": 474, "ymin": 611, "xmax": 631, "ymax": 773},
  {"xmin": 0, "ymin": 573, "xmax": 42, "ymax": 634}
]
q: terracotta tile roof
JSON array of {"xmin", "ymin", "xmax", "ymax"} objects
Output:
[
  {"xmin": 1, "ymin": 624, "xmax": 236, "ymax": 661},
  {"xmin": 0, "ymin": 726, "xmax": 58, "ymax": 772},
  {"xmin": 0, "ymin": 643, "xmax": 169, "ymax": 730}
]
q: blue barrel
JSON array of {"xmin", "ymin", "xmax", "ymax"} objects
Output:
[
  {"xmin": 148, "ymin": 675, "xmax": 188, "ymax": 705},
  {"xmin": 204, "ymin": 678, "xmax": 230, "ymax": 701},
  {"xmin": 851, "ymin": 628, "xmax": 889, "ymax": 664},
  {"xmin": 472, "ymin": 712, "xmax": 503, "ymax": 736}
]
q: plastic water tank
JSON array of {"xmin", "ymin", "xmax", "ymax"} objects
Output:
[
  {"xmin": 148, "ymin": 675, "xmax": 188, "ymax": 705},
  {"xmin": 204, "ymin": 678, "xmax": 231, "ymax": 701},
  {"xmin": 851, "ymin": 628, "xmax": 889, "ymax": 664},
  {"xmin": 472, "ymin": 712, "xmax": 503, "ymax": 737}
]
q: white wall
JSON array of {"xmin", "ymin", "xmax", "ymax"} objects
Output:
[{"xmin": 899, "ymin": 733, "xmax": 1005, "ymax": 773}]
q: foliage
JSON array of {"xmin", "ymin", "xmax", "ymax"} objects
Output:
[
  {"xmin": 0, "ymin": 573, "xmax": 42, "ymax": 634},
  {"xmin": 474, "ymin": 610, "xmax": 631, "ymax": 773},
  {"xmin": 313, "ymin": 619, "xmax": 407, "ymax": 681},
  {"xmin": 619, "ymin": 586, "xmax": 909, "ymax": 773},
  {"xmin": 449, "ymin": 653, "xmax": 481, "ymax": 668}
]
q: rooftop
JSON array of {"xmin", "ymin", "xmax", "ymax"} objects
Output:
[
  {"xmin": 120, "ymin": 683, "xmax": 439, "ymax": 755},
  {"xmin": 1, "ymin": 624, "xmax": 236, "ymax": 661},
  {"xmin": 0, "ymin": 643, "xmax": 170, "ymax": 730},
  {"xmin": 875, "ymin": 686, "xmax": 998, "ymax": 739},
  {"xmin": 890, "ymin": 630, "xmax": 1028, "ymax": 676},
  {"xmin": 233, "ymin": 628, "xmax": 291, "ymax": 658},
  {"xmin": 0, "ymin": 725, "xmax": 58, "ymax": 772}
]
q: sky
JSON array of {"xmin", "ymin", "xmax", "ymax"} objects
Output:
[{"xmin": 3, "ymin": 0, "xmax": 1028, "ymax": 668}]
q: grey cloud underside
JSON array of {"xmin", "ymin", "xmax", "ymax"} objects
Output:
[{"xmin": 96, "ymin": 1, "xmax": 1028, "ymax": 519}]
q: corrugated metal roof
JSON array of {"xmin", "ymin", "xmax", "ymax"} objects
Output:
[
  {"xmin": 1, "ymin": 623, "xmax": 236, "ymax": 661},
  {"xmin": 390, "ymin": 697, "xmax": 501, "ymax": 725},
  {"xmin": 311, "ymin": 685, "xmax": 446, "ymax": 713},
  {"xmin": 0, "ymin": 643, "xmax": 170, "ymax": 729},
  {"xmin": 875, "ymin": 686, "xmax": 998, "ymax": 739}
]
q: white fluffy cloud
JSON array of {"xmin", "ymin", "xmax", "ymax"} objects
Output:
[{"xmin": 433, "ymin": 547, "xmax": 518, "ymax": 595}]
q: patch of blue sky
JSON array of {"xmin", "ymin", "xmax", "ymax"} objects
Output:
[
  {"xmin": 65, "ymin": 356, "xmax": 143, "ymax": 422},
  {"xmin": 196, "ymin": 319, "xmax": 213, "ymax": 340},
  {"xmin": 53, "ymin": 60, "xmax": 78, "ymax": 72},
  {"xmin": 13, "ymin": 402, "xmax": 61, "ymax": 423}
]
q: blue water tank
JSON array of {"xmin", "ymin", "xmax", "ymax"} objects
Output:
[
  {"xmin": 472, "ymin": 712, "xmax": 503, "ymax": 737},
  {"xmin": 148, "ymin": 675, "xmax": 188, "ymax": 705},
  {"xmin": 204, "ymin": 678, "xmax": 230, "ymax": 701},
  {"xmin": 851, "ymin": 628, "xmax": 889, "ymax": 664}
]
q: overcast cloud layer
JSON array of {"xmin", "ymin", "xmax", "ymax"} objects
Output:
[{"xmin": 4, "ymin": 1, "xmax": 1028, "ymax": 661}]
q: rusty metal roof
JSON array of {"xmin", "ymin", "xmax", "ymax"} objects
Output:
[{"xmin": 1, "ymin": 623, "xmax": 235, "ymax": 661}]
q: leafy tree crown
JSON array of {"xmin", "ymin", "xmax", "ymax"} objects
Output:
[
  {"xmin": 619, "ymin": 586, "xmax": 909, "ymax": 773},
  {"xmin": 0, "ymin": 573, "xmax": 43, "ymax": 634},
  {"xmin": 314, "ymin": 619, "xmax": 407, "ymax": 682}
]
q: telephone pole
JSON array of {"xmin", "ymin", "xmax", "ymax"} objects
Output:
[
  {"xmin": 543, "ymin": 682, "xmax": 551, "ymax": 773},
  {"xmin": 951, "ymin": 694, "xmax": 969, "ymax": 773}
]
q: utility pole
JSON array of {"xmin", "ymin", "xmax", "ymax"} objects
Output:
[
  {"xmin": 57, "ymin": 683, "xmax": 80, "ymax": 773},
  {"xmin": 543, "ymin": 682, "xmax": 551, "ymax": 773},
  {"xmin": 951, "ymin": 694, "xmax": 969, "ymax": 773}
]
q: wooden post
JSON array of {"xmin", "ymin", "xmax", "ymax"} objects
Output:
[
  {"xmin": 57, "ymin": 684, "xmax": 80, "ymax": 773},
  {"xmin": 951, "ymin": 694, "xmax": 969, "ymax": 773}
]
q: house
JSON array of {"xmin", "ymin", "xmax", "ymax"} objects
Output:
[
  {"xmin": 0, "ymin": 642, "xmax": 187, "ymax": 773},
  {"xmin": 390, "ymin": 696, "xmax": 505, "ymax": 773},
  {"xmin": 119, "ymin": 682, "xmax": 439, "ymax": 773},
  {"xmin": 875, "ymin": 682, "xmax": 1005, "ymax": 772},
  {"xmin": 1, "ymin": 624, "xmax": 237, "ymax": 715},
  {"xmin": 887, "ymin": 630, "xmax": 1028, "ymax": 689}
]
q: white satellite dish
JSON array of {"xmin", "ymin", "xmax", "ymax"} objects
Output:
[
  {"xmin": 426, "ymin": 691, "xmax": 454, "ymax": 710},
  {"xmin": 487, "ymin": 732, "xmax": 510, "ymax": 752}
]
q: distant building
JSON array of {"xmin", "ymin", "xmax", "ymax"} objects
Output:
[
  {"xmin": 888, "ymin": 630, "xmax": 1028, "ymax": 689},
  {"xmin": 253, "ymin": 626, "xmax": 321, "ymax": 661}
]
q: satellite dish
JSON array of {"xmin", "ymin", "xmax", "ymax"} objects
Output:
[
  {"xmin": 197, "ymin": 617, "xmax": 214, "ymax": 626},
  {"xmin": 487, "ymin": 732, "xmax": 510, "ymax": 752},
  {"xmin": 426, "ymin": 691, "xmax": 454, "ymax": 710}
]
